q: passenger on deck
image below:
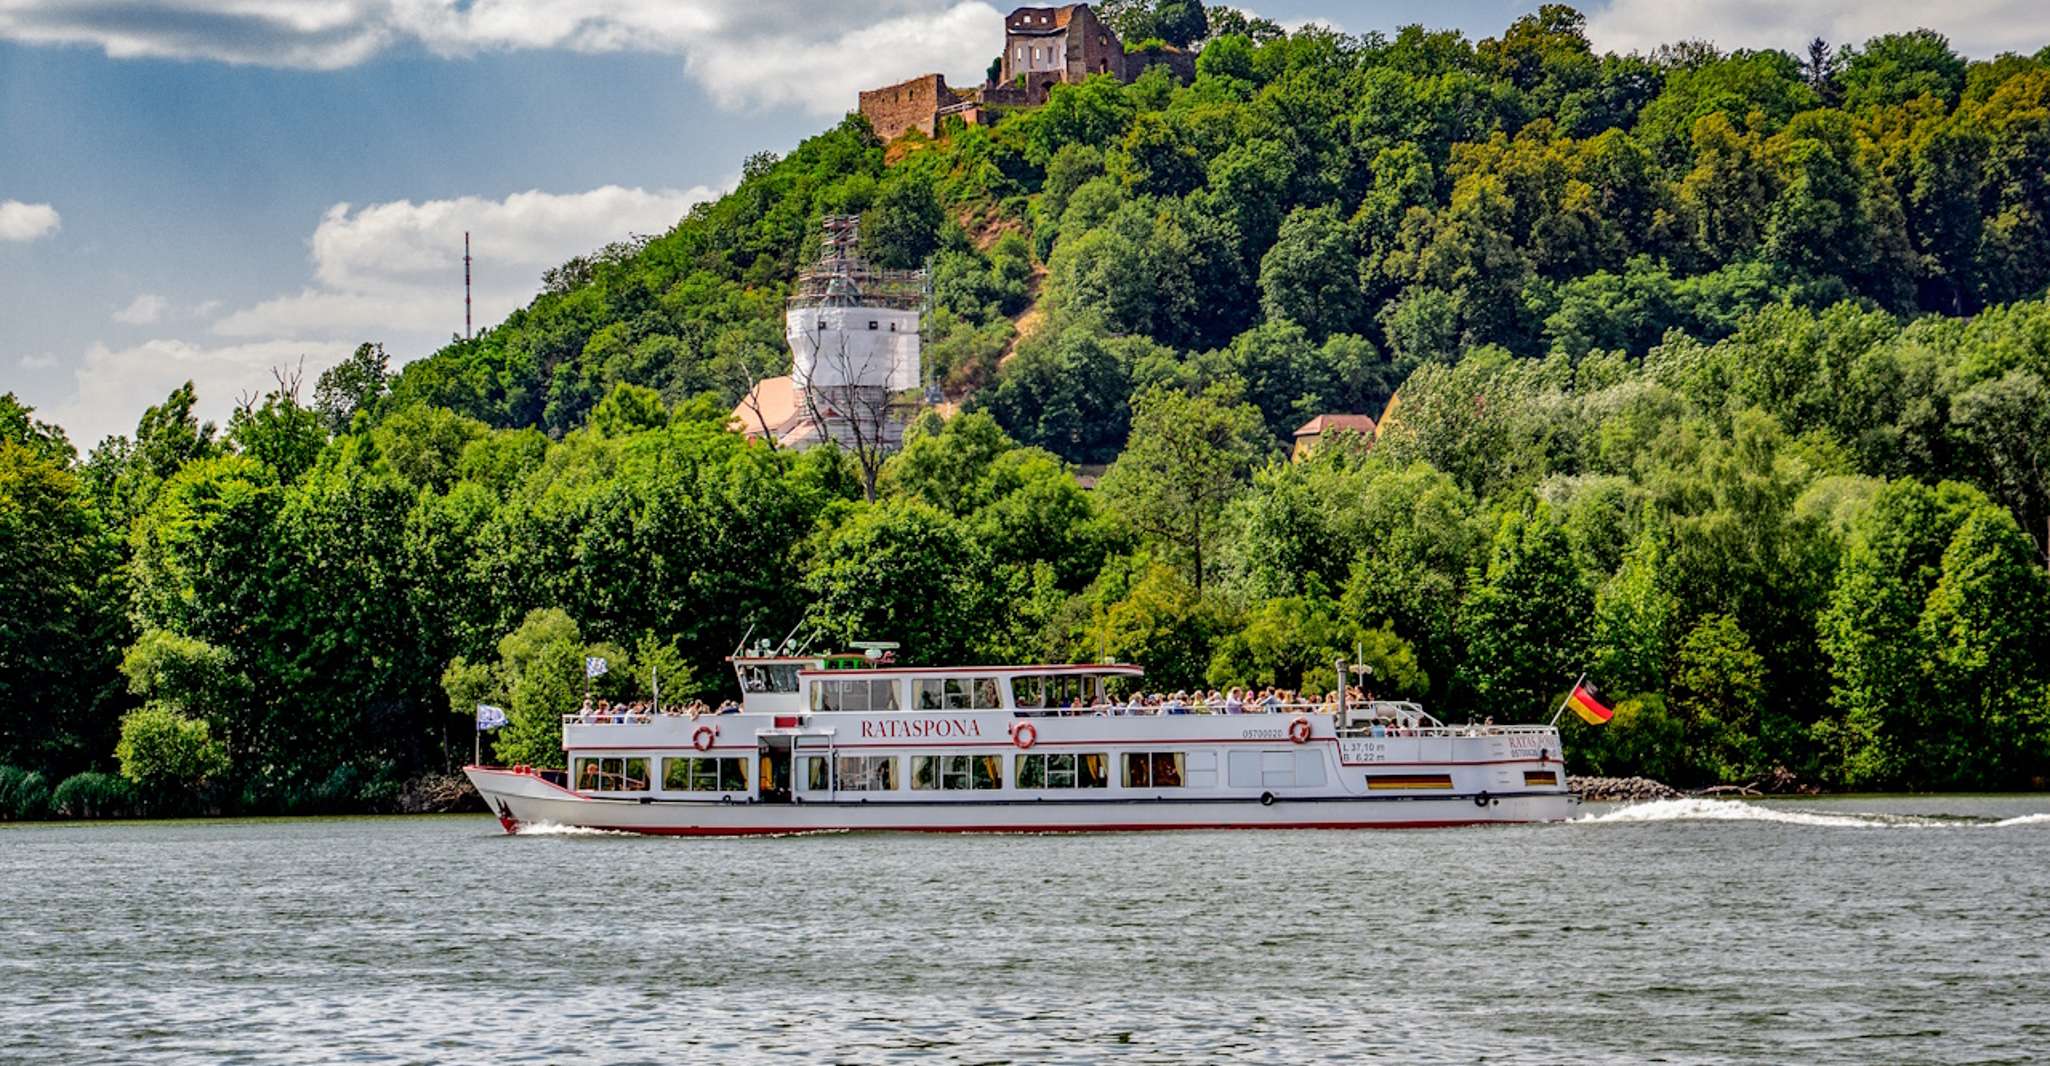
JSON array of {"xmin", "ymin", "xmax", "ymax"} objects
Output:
[
  {"xmin": 1223, "ymin": 688, "xmax": 1244, "ymax": 715},
  {"xmin": 717, "ymin": 698, "xmax": 740, "ymax": 715},
  {"xmin": 1257, "ymin": 689, "xmax": 1281, "ymax": 714}
]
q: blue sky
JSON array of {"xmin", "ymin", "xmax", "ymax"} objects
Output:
[{"xmin": 3, "ymin": 0, "xmax": 2046, "ymax": 446}]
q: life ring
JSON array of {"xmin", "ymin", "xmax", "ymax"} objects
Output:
[
  {"xmin": 1012, "ymin": 722, "xmax": 1038, "ymax": 750},
  {"xmin": 1474, "ymin": 791, "xmax": 1491, "ymax": 808},
  {"xmin": 1287, "ymin": 717, "xmax": 1312, "ymax": 744},
  {"xmin": 692, "ymin": 725, "xmax": 717, "ymax": 752}
]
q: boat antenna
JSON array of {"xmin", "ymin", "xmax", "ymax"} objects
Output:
[
  {"xmin": 776, "ymin": 619, "xmax": 805, "ymax": 655},
  {"xmin": 732, "ymin": 622, "xmax": 757, "ymax": 659}
]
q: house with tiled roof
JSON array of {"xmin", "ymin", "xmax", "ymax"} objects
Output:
[{"xmin": 1291, "ymin": 413, "xmax": 1379, "ymax": 459}]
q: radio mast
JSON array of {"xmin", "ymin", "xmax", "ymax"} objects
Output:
[{"xmin": 463, "ymin": 231, "xmax": 473, "ymax": 340}]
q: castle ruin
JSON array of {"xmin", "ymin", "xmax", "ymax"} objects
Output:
[{"xmin": 858, "ymin": 3, "xmax": 1193, "ymax": 144}]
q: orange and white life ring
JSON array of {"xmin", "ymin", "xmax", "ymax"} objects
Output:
[
  {"xmin": 1012, "ymin": 722, "xmax": 1038, "ymax": 750},
  {"xmin": 692, "ymin": 725, "xmax": 717, "ymax": 752},
  {"xmin": 1287, "ymin": 717, "xmax": 1312, "ymax": 744}
]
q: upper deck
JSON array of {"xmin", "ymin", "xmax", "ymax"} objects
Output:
[{"xmin": 728, "ymin": 654, "xmax": 1148, "ymax": 715}]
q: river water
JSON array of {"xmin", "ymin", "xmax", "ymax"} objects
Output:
[{"xmin": 3, "ymin": 796, "xmax": 2047, "ymax": 1065}]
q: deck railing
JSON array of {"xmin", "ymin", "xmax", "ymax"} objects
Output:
[{"xmin": 561, "ymin": 704, "xmax": 1557, "ymax": 736}]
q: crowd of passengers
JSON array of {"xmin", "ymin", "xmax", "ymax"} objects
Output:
[
  {"xmin": 1025, "ymin": 687, "xmax": 1462, "ymax": 735},
  {"xmin": 575, "ymin": 696, "xmax": 741, "ymax": 722},
  {"xmin": 576, "ymin": 688, "xmax": 1502, "ymax": 735}
]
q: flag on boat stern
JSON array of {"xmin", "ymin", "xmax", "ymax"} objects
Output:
[
  {"xmin": 476, "ymin": 704, "xmax": 508, "ymax": 731},
  {"xmin": 585, "ymin": 656, "xmax": 608, "ymax": 679},
  {"xmin": 1566, "ymin": 683, "xmax": 1613, "ymax": 725}
]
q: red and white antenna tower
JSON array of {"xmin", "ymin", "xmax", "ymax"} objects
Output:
[{"xmin": 464, "ymin": 231, "xmax": 473, "ymax": 340}]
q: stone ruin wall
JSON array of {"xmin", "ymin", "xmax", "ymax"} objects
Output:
[{"xmin": 859, "ymin": 74, "xmax": 951, "ymax": 143}]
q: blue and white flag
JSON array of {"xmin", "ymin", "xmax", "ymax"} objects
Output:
[
  {"xmin": 585, "ymin": 656, "xmax": 609, "ymax": 679},
  {"xmin": 476, "ymin": 704, "xmax": 509, "ymax": 731}
]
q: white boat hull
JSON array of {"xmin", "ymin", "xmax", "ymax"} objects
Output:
[{"xmin": 465, "ymin": 764, "xmax": 1576, "ymax": 835}]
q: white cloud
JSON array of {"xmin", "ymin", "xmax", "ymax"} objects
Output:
[
  {"xmin": 36, "ymin": 181, "xmax": 722, "ymax": 445},
  {"xmin": 0, "ymin": 200, "xmax": 60, "ymax": 242},
  {"xmin": 212, "ymin": 183, "xmax": 721, "ymax": 339},
  {"xmin": 113, "ymin": 293, "xmax": 168, "ymax": 324},
  {"xmin": 45, "ymin": 337, "xmax": 358, "ymax": 447},
  {"xmin": 1588, "ymin": 0, "xmax": 2050, "ymax": 58},
  {"xmin": 19, "ymin": 352, "xmax": 58, "ymax": 370},
  {"xmin": 683, "ymin": 4, "xmax": 1000, "ymax": 114},
  {"xmin": 0, "ymin": 1, "xmax": 1003, "ymax": 114}
]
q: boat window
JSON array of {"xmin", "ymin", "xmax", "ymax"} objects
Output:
[
  {"xmin": 574, "ymin": 756, "xmax": 650, "ymax": 792},
  {"xmin": 910, "ymin": 753, "xmax": 1003, "ymax": 790},
  {"xmin": 1015, "ymin": 752, "xmax": 1109, "ymax": 789},
  {"xmin": 1011, "ymin": 673, "xmax": 1099, "ymax": 710},
  {"xmin": 799, "ymin": 756, "xmax": 832, "ymax": 791},
  {"xmin": 916, "ymin": 677, "xmax": 1004, "ymax": 710},
  {"xmin": 740, "ymin": 663, "xmax": 800, "ymax": 693},
  {"xmin": 662, "ymin": 756, "xmax": 747, "ymax": 792},
  {"xmin": 834, "ymin": 755, "xmax": 899, "ymax": 790},
  {"xmin": 812, "ymin": 678, "xmax": 901, "ymax": 712},
  {"xmin": 1122, "ymin": 751, "xmax": 1186, "ymax": 788}
]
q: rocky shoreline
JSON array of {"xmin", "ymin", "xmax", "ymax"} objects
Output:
[
  {"xmin": 1568, "ymin": 776, "xmax": 1684, "ymax": 802},
  {"xmin": 396, "ymin": 772, "xmax": 486, "ymax": 814},
  {"xmin": 1570, "ymin": 766, "xmax": 1817, "ymax": 802}
]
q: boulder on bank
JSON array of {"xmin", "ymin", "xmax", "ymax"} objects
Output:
[
  {"xmin": 1569, "ymin": 775, "xmax": 1683, "ymax": 802},
  {"xmin": 397, "ymin": 772, "xmax": 484, "ymax": 814}
]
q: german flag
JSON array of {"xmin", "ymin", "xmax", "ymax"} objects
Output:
[{"xmin": 1566, "ymin": 683, "xmax": 1613, "ymax": 725}]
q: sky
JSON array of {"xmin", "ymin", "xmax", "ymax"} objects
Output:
[{"xmin": 4, "ymin": 0, "xmax": 2049, "ymax": 448}]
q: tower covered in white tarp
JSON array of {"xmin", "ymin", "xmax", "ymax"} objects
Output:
[{"xmin": 776, "ymin": 214, "xmax": 927, "ymax": 451}]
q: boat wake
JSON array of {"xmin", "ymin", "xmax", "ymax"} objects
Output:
[
  {"xmin": 513, "ymin": 822, "xmax": 634, "ymax": 837},
  {"xmin": 1575, "ymin": 797, "xmax": 2050, "ymax": 829}
]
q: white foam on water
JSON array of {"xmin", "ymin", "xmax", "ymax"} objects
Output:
[
  {"xmin": 513, "ymin": 822, "xmax": 633, "ymax": 837},
  {"xmin": 1576, "ymin": 797, "xmax": 1912, "ymax": 828},
  {"xmin": 1576, "ymin": 797, "xmax": 2050, "ymax": 829}
]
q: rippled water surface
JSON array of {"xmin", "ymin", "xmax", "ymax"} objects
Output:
[{"xmin": 4, "ymin": 796, "xmax": 2049, "ymax": 1064}]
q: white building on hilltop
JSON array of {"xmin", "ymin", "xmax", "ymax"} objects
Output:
[{"xmin": 733, "ymin": 216, "xmax": 926, "ymax": 452}]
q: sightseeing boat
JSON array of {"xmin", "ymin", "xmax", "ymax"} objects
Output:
[{"xmin": 464, "ymin": 649, "xmax": 1577, "ymax": 835}]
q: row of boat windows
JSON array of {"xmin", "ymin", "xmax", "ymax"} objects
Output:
[
  {"xmin": 574, "ymin": 750, "xmax": 1334, "ymax": 794},
  {"xmin": 811, "ymin": 678, "xmax": 1007, "ymax": 712},
  {"xmin": 575, "ymin": 756, "xmax": 747, "ymax": 793},
  {"xmin": 796, "ymin": 750, "xmax": 1327, "ymax": 792},
  {"xmin": 807, "ymin": 674, "xmax": 1126, "ymax": 712}
]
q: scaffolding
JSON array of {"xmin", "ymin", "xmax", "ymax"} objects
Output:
[{"xmin": 790, "ymin": 215, "xmax": 929, "ymax": 311}]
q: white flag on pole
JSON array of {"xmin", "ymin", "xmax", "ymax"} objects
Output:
[
  {"xmin": 585, "ymin": 656, "xmax": 608, "ymax": 679},
  {"xmin": 476, "ymin": 704, "xmax": 509, "ymax": 731}
]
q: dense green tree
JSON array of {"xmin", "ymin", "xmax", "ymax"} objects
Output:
[
  {"xmin": 1916, "ymin": 505, "xmax": 2050, "ymax": 787},
  {"xmin": 1455, "ymin": 504, "xmax": 1592, "ymax": 719},
  {"xmin": 864, "ymin": 171, "xmax": 945, "ymax": 269},
  {"xmin": 1097, "ymin": 383, "xmax": 1272, "ymax": 590},
  {"xmin": 0, "ymin": 430, "xmax": 125, "ymax": 774},
  {"xmin": 314, "ymin": 342, "xmax": 390, "ymax": 434},
  {"xmin": 1258, "ymin": 205, "xmax": 1364, "ymax": 341},
  {"xmin": 114, "ymin": 706, "xmax": 228, "ymax": 804},
  {"xmin": 1840, "ymin": 31, "xmax": 1967, "ymax": 110},
  {"xmin": 803, "ymin": 500, "xmax": 995, "ymax": 663},
  {"xmin": 1670, "ymin": 613, "xmax": 1766, "ymax": 782}
]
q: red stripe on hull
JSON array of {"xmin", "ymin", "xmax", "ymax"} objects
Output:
[{"xmin": 550, "ymin": 819, "xmax": 1517, "ymax": 836}]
